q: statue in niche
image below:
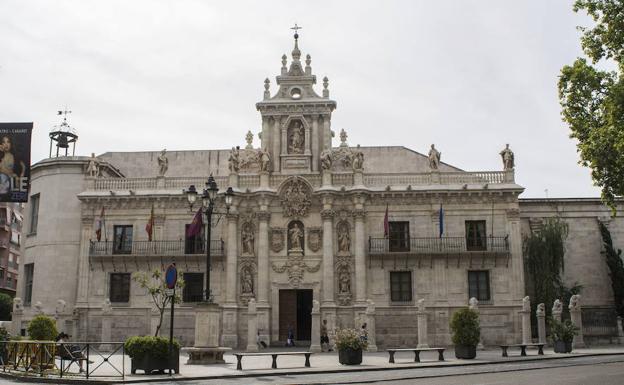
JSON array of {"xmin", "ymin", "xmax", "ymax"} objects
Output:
[
  {"xmin": 87, "ymin": 153, "xmax": 99, "ymax": 177},
  {"xmin": 157, "ymin": 149, "xmax": 168, "ymax": 176},
  {"xmin": 258, "ymin": 147, "xmax": 271, "ymax": 172},
  {"xmin": 228, "ymin": 146, "xmax": 240, "ymax": 173},
  {"xmin": 338, "ymin": 269, "xmax": 351, "ymax": 294},
  {"xmin": 552, "ymin": 299, "xmax": 563, "ymax": 314},
  {"xmin": 320, "ymin": 149, "xmax": 332, "ymax": 171},
  {"xmin": 288, "ymin": 222, "xmax": 304, "ymax": 252},
  {"xmin": 288, "ymin": 121, "xmax": 304, "ymax": 154},
  {"xmin": 242, "ymin": 222, "xmax": 255, "ymax": 255},
  {"xmin": 569, "ymin": 294, "xmax": 581, "ymax": 311},
  {"xmin": 337, "ymin": 222, "xmax": 350, "ymax": 253},
  {"xmin": 428, "ymin": 144, "xmax": 441, "ymax": 170},
  {"xmin": 351, "ymin": 145, "xmax": 364, "ymax": 171},
  {"xmin": 500, "ymin": 144, "xmax": 515, "ymax": 170},
  {"xmin": 241, "ymin": 267, "xmax": 254, "ymax": 294}
]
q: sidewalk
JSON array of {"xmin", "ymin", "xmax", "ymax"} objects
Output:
[{"xmin": 2, "ymin": 345, "xmax": 624, "ymax": 383}]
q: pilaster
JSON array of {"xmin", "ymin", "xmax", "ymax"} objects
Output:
[
  {"xmin": 353, "ymin": 206, "xmax": 367, "ymax": 303},
  {"xmin": 321, "ymin": 200, "xmax": 335, "ymax": 305},
  {"xmin": 225, "ymin": 211, "xmax": 239, "ymax": 304},
  {"xmin": 257, "ymin": 210, "xmax": 271, "ymax": 305}
]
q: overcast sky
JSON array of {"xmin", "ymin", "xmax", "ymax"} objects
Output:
[{"xmin": 0, "ymin": 0, "xmax": 599, "ymax": 198}]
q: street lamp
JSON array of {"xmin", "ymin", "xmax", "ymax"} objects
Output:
[{"xmin": 184, "ymin": 176, "xmax": 234, "ymax": 302}]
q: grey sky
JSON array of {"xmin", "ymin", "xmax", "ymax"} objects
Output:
[{"xmin": 0, "ymin": 0, "xmax": 598, "ymax": 198}]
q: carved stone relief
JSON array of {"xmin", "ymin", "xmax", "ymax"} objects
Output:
[
  {"xmin": 241, "ymin": 221, "xmax": 255, "ymax": 256},
  {"xmin": 287, "ymin": 120, "xmax": 305, "ymax": 154},
  {"xmin": 239, "ymin": 259, "xmax": 256, "ymax": 305},
  {"xmin": 307, "ymin": 227, "xmax": 322, "ymax": 253},
  {"xmin": 272, "ymin": 254, "xmax": 321, "ymax": 288},
  {"xmin": 280, "ymin": 177, "xmax": 312, "ymax": 218},
  {"xmin": 287, "ymin": 220, "xmax": 305, "ymax": 254},
  {"xmin": 336, "ymin": 220, "xmax": 351, "ymax": 255},
  {"xmin": 270, "ymin": 228, "xmax": 285, "ymax": 253}
]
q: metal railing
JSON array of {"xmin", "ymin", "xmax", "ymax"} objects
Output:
[
  {"xmin": 368, "ymin": 235, "xmax": 509, "ymax": 255},
  {"xmin": 0, "ymin": 340, "xmax": 125, "ymax": 380},
  {"xmin": 89, "ymin": 239, "xmax": 225, "ymax": 257}
]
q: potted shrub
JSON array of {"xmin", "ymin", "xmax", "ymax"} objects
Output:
[
  {"xmin": 27, "ymin": 315, "xmax": 58, "ymax": 369},
  {"xmin": 124, "ymin": 336, "xmax": 180, "ymax": 374},
  {"xmin": 549, "ymin": 319, "xmax": 578, "ymax": 353},
  {"xmin": 0, "ymin": 326, "xmax": 10, "ymax": 364},
  {"xmin": 450, "ymin": 308, "xmax": 480, "ymax": 359},
  {"xmin": 334, "ymin": 328, "xmax": 367, "ymax": 365}
]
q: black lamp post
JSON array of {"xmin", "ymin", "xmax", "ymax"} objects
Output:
[{"xmin": 185, "ymin": 175, "xmax": 234, "ymax": 302}]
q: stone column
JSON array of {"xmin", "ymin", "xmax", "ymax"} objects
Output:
[
  {"xmin": 322, "ymin": 114, "xmax": 331, "ymax": 149},
  {"xmin": 353, "ymin": 197, "xmax": 367, "ymax": 303},
  {"xmin": 311, "ymin": 115, "xmax": 319, "ymax": 172},
  {"xmin": 309, "ymin": 300, "xmax": 322, "ymax": 353},
  {"xmin": 366, "ymin": 300, "xmax": 378, "ymax": 352},
  {"xmin": 416, "ymin": 299, "xmax": 429, "ymax": 348},
  {"xmin": 521, "ymin": 296, "xmax": 531, "ymax": 345},
  {"xmin": 536, "ymin": 303, "xmax": 546, "ymax": 345},
  {"xmin": 321, "ymin": 199, "xmax": 335, "ymax": 305},
  {"xmin": 225, "ymin": 212, "xmax": 239, "ymax": 303},
  {"xmin": 246, "ymin": 299, "xmax": 258, "ymax": 352},
  {"xmin": 257, "ymin": 208, "xmax": 271, "ymax": 344},
  {"xmin": 76, "ymin": 217, "xmax": 93, "ymax": 305},
  {"xmin": 272, "ymin": 117, "xmax": 281, "ymax": 172},
  {"xmin": 261, "ymin": 115, "xmax": 271, "ymax": 151},
  {"xmin": 569, "ymin": 295, "xmax": 585, "ymax": 348},
  {"xmin": 552, "ymin": 299, "xmax": 562, "ymax": 323},
  {"xmin": 100, "ymin": 301, "xmax": 113, "ymax": 351}
]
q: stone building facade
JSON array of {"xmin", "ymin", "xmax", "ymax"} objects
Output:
[{"xmin": 13, "ymin": 35, "xmax": 622, "ymax": 348}]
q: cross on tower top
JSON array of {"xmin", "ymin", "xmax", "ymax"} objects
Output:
[{"xmin": 291, "ymin": 23, "xmax": 302, "ymax": 39}]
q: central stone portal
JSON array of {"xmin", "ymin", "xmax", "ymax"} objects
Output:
[{"xmin": 279, "ymin": 289, "xmax": 313, "ymax": 343}]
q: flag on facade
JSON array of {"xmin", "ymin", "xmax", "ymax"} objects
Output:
[
  {"xmin": 95, "ymin": 207, "xmax": 105, "ymax": 241},
  {"xmin": 186, "ymin": 208, "xmax": 203, "ymax": 238},
  {"xmin": 439, "ymin": 204, "xmax": 444, "ymax": 238},
  {"xmin": 146, "ymin": 205, "xmax": 154, "ymax": 241},
  {"xmin": 383, "ymin": 204, "xmax": 389, "ymax": 238}
]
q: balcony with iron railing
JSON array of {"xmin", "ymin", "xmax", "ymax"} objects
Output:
[
  {"xmin": 368, "ymin": 235, "xmax": 509, "ymax": 256},
  {"xmin": 89, "ymin": 239, "xmax": 225, "ymax": 258}
]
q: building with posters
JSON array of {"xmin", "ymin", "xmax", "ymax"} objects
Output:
[{"xmin": 14, "ymin": 35, "xmax": 623, "ymax": 348}]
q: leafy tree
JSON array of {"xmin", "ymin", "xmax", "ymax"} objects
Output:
[
  {"xmin": 598, "ymin": 221, "xmax": 624, "ymax": 317},
  {"xmin": 0, "ymin": 293, "xmax": 12, "ymax": 321},
  {"xmin": 27, "ymin": 315, "xmax": 58, "ymax": 341},
  {"xmin": 133, "ymin": 268, "xmax": 184, "ymax": 337},
  {"xmin": 558, "ymin": 0, "xmax": 624, "ymax": 213}
]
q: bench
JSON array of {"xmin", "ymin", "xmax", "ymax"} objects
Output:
[
  {"xmin": 387, "ymin": 347, "xmax": 445, "ymax": 363},
  {"xmin": 232, "ymin": 351, "xmax": 313, "ymax": 371},
  {"xmin": 499, "ymin": 343, "xmax": 544, "ymax": 357}
]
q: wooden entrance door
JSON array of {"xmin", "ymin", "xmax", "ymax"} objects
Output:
[{"xmin": 279, "ymin": 289, "xmax": 313, "ymax": 342}]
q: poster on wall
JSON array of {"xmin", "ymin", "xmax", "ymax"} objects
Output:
[{"xmin": 0, "ymin": 123, "xmax": 33, "ymax": 202}]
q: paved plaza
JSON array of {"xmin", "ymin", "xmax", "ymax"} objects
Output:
[{"xmin": 1, "ymin": 346, "xmax": 623, "ymax": 383}]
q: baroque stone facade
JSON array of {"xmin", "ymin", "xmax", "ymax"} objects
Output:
[{"xmin": 13, "ymin": 34, "xmax": 624, "ymax": 349}]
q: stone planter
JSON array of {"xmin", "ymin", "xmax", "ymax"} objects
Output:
[
  {"xmin": 553, "ymin": 340, "xmax": 572, "ymax": 353},
  {"xmin": 338, "ymin": 347, "xmax": 362, "ymax": 365},
  {"xmin": 454, "ymin": 344, "xmax": 477, "ymax": 359},
  {"xmin": 130, "ymin": 350, "xmax": 179, "ymax": 374}
]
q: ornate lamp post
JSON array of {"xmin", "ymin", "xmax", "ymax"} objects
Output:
[{"xmin": 185, "ymin": 175, "xmax": 234, "ymax": 302}]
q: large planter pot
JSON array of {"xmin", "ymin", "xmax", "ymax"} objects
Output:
[
  {"xmin": 454, "ymin": 344, "xmax": 477, "ymax": 359},
  {"xmin": 130, "ymin": 350, "xmax": 179, "ymax": 374},
  {"xmin": 338, "ymin": 348, "xmax": 362, "ymax": 365},
  {"xmin": 553, "ymin": 340, "xmax": 573, "ymax": 353}
]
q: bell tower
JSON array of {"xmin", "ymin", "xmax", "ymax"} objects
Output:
[{"xmin": 256, "ymin": 26, "xmax": 337, "ymax": 174}]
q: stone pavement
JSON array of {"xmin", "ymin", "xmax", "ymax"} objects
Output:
[{"xmin": 1, "ymin": 346, "xmax": 624, "ymax": 383}]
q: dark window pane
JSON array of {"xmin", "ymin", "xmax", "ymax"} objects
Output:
[
  {"xmin": 465, "ymin": 221, "xmax": 487, "ymax": 251},
  {"xmin": 113, "ymin": 225, "xmax": 133, "ymax": 254},
  {"xmin": 24, "ymin": 264, "xmax": 34, "ymax": 305},
  {"xmin": 390, "ymin": 271, "xmax": 412, "ymax": 302},
  {"xmin": 183, "ymin": 273, "xmax": 204, "ymax": 302},
  {"xmin": 389, "ymin": 222, "xmax": 410, "ymax": 252},
  {"xmin": 468, "ymin": 270, "xmax": 490, "ymax": 301},
  {"xmin": 110, "ymin": 273, "xmax": 131, "ymax": 302}
]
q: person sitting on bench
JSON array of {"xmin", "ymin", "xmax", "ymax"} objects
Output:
[{"xmin": 56, "ymin": 332, "xmax": 92, "ymax": 373}]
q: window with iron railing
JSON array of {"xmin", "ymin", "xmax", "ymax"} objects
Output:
[
  {"xmin": 389, "ymin": 221, "xmax": 410, "ymax": 252},
  {"xmin": 184, "ymin": 224, "xmax": 205, "ymax": 254},
  {"xmin": 465, "ymin": 220, "xmax": 487, "ymax": 251},
  {"xmin": 113, "ymin": 225, "xmax": 133, "ymax": 254}
]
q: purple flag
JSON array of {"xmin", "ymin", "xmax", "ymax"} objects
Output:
[{"xmin": 186, "ymin": 208, "xmax": 203, "ymax": 238}]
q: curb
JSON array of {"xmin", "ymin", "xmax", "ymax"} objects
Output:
[{"xmin": 1, "ymin": 351, "xmax": 624, "ymax": 384}]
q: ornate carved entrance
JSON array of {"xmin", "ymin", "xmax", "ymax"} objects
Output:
[{"xmin": 278, "ymin": 289, "xmax": 313, "ymax": 342}]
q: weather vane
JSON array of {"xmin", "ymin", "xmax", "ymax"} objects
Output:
[
  {"xmin": 291, "ymin": 23, "xmax": 302, "ymax": 38},
  {"xmin": 57, "ymin": 107, "xmax": 72, "ymax": 123}
]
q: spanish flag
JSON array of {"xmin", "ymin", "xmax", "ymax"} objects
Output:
[{"xmin": 186, "ymin": 208, "xmax": 203, "ymax": 238}]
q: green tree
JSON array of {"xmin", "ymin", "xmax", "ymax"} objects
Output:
[
  {"xmin": 133, "ymin": 268, "xmax": 184, "ymax": 337},
  {"xmin": 0, "ymin": 293, "xmax": 12, "ymax": 321},
  {"xmin": 27, "ymin": 315, "xmax": 58, "ymax": 341},
  {"xmin": 598, "ymin": 221, "xmax": 624, "ymax": 317},
  {"xmin": 558, "ymin": 0, "xmax": 624, "ymax": 213}
]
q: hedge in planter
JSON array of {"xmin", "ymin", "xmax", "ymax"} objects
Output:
[
  {"xmin": 334, "ymin": 328, "xmax": 367, "ymax": 365},
  {"xmin": 450, "ymin": 308, "xmax": 480, "ymax": 359},
  {"xmin": 549, "ymin": 319, "xmax": 578, "ymax": 353},
  {"xmin": 26, "ymin": 315, "xmax": 58, "ymax": 370},
  {"xmin": 124, "ymin": 336, "xmax": 180, "ymax": 374}
]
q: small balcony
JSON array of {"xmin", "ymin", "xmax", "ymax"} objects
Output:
[
  {"xmin": 368, "ymin": 235, "xmax": 509, "ymax": 256},
  {"xmin": 89, "ymin": 239, "xmax": 225, "ymax": 258}
]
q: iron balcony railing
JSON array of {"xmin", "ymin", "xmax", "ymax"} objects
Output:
[
  {"xmin": 89, "ymin": 239, "xmax": 225, "ymax": 257},
  {"xmin": 368, "ymin": 235, "xmax": 509, "ymax": 255}
]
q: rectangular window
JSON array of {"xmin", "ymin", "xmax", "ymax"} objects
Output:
[
  {"xmin": 113, "ymin": 225, "xmax": 133, "ymax": 254},
  {"xmin": 389, "ymin": 221, "xmax": 410, "ymax": 252},
  {"xmin": 390, "ymin": 271, "xmax": 412, "ymax": 302},
  {"xmin": 184, "ymin": 224, "xmax": 204, "ymax": 254},
  {"xmin": 182, "ymin": 273, "xmax": 204, "ymax": 302},
  {"xmin": 29, "ymin": 194, "xmax": 39, "ymax": 234},
  {"xmin": 109, "ymin": 273, "xmax": 131, "ymax": 303},
  {"xmin": 468, "ymin": 270, "xmax": 490, "ymax": 301},
  {"xmin": 0, "ymin": 268, "xmax": 4, "ymax": 279},
  {"xmin": 7, "ymin": 274, "xmax": 12, "ymax": 287},
  {"xmin": 24, "ymin": 263, "xmax": 34, "ymax": 305},
  {"xmin": 465, "ymin": 220, "xmax": 487, "ymax": 251}
]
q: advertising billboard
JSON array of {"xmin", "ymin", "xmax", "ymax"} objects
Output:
[{"xmin": 0, "ymin": 123, "xmax": 33, "ymax": 202}]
